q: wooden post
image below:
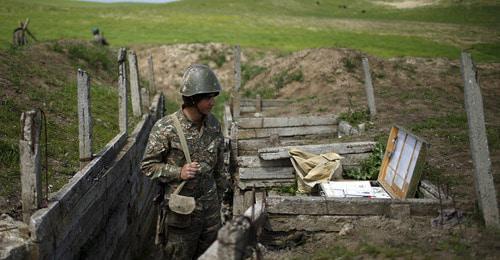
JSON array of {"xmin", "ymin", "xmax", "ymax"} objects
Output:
[
  {"xmin": 232, "ymin": 45, "xmax": 241, "ymax": 120},
  {"xmin": 461, "ymin": 52, "xmax": 499, "ymax": 227},
  {"xmin": 255, "ymin": 94, "xmax": 262, "ymax": 113},
  {"xmin": 118, "ymin": 48, "xmax": 128, "ymax": 134},
  {"xmin": 362, "ymin": 57, "xmax": 377, "ymax": 118},
  {"xmin": 127, "ymin": 50, "xmax": 142, "ymax": 117},
  {"xmin": 148, "ymin": 54, "xmax": 156, "ymax": 94},
  {"xmin": 77, "ymin": 69, "xmax": 92, "ymax": 168},
  {"xmin": 141, "ymin": 87, "xmax": 150, "ymax": 113},
  {"xmin": 19, "ymin": 109, "xmax": 42, "ymax": 223}
]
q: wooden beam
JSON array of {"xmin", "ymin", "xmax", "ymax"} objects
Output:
[
  {"xmin": 77, "ymin": 69, "xmax": 92, "ymax": 167},
  {"xmin": 117, "ymin": 48, "xmax": 128, "ymax": 134},
  {"xmin": 237, "ymin": 153, "xmax": 370, "ymax": 168},
  {"xmin": 461, "ymin": 52, "xmax": 499, "ymax": 227},
  {"xmin": 237, "ymin": 115, "xmax": 337, "ymax": 129},
  {"xmin": 239, "ymin": 125, "xmax": 336, "ymax": 140},
  {"xmin": 266, "ymin": 196, "xmax": 451, "ymax": 216},
  {"xmin": 20, "ymin": 110, "xmax": 42, "ymax": 223},
  {"xmin": 239, "ymin": 167, "xmax": 295, "ymax": 180},
  {"xmin": 259, "ymin": 142, "xmax": 376, "ymax": 160}
]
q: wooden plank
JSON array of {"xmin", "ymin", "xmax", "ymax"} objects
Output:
[
  {"xmin": 259, "ymin": 142, "xmax": 376, "ymax": 160},
  {"xmin": 237, "ymin": 153, "xmax": 370, "ymax": 168},
  {"xmin": 237, "ymin": 156, "xmax": 291, "ymax": 168},
  {"xmin": 238, "ymin": 115, "xmax": 337, "ymax": 129},
  {"xmin": 267, "ymin": 215, "xmax": 359, "ymax": 232},
  {"xmin": 266, "ymin": 196, "xmax": 451, "ymax": 216},
  {"xmin": 238, "ymin": 179, "xmax": 295, "ymax": 190},
  {"xmin": 239, "ymin": 167, "xmax": 295, "ymax": 180},
  {"xmin": 238, "ymin": 138, "xmax": 323, "ymax": 152},
  {"xmin": 239, "ymin": 125, "xmax": 336, "ymax": 140}
]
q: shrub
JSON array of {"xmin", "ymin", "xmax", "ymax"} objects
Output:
[{"xmin": 344, "ymin": 141, "xmax": 385, "ymax": 180}]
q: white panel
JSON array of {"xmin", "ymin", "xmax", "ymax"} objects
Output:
[
  {"xmin": 385, "ymin": 167, "xmax": 395, "ymax": 185},
  {"xmin": 394, "ymin": 173, "xmax": 405, "ymax": 189},
  {"xmin": 406, "ymin": 141, "xmax": 422, "ymax": 184},
  {"xmin": 389, "ymin": 131, "xmax": 406, "ymax": 170},
  {"xmin": 396, "ymin": 134, "xmax": 416, "ymax": 184}
]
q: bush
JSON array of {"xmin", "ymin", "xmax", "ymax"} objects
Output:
[
  {"xmin": 272, "ymin": 69, "xmax": 304, "ymax": 89},
  {"xmin": 338, "ymin": 109, "xmax": 370, "ymax": 125},
  {"xmin": 241, "ymin": 64, "xmax": 266, "ymax": 85},
  {"xmin": 344, "ymin": 141, "xmax": 385, "ymax": 180}
]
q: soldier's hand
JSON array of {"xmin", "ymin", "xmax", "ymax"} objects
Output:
[{"xmin": 180, "ymin": 162, "xmax": 200, "ymax": 180}]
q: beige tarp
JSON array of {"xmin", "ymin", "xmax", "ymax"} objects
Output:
[{"xmin": 289, "ymin": 148, "xmax": 343, "ymax": 193}]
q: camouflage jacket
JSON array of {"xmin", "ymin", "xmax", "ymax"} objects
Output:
[{"xmin": 141, "ymin": 109, "xmax": 227, "ymax": 202}]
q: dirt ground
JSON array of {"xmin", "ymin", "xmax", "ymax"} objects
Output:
[{"xmin": 136, "ymin": 43, "xmax": 500, "ymax": 258}]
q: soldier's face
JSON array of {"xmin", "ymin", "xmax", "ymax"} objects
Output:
[{"xmin": 197, "ymin": 94, "xmax": 216, "ymax": 115}]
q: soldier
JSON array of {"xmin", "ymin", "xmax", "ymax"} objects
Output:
[{"xmin": 141, "ymin": 64, "xmax": 229, "ymax": 259}]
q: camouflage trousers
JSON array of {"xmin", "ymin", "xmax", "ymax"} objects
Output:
[{"xmin": 162, "ymin": 195, "xmax": 221, "ymax": 260}]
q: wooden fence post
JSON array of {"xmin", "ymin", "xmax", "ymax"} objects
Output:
[
  {"xmin": 255, "ymin": 94, "xmax": 262, "ymax": 113},
  {"xmin": 19, "ymin": 109, "xmax": 42, "ymax": 223},
  {"xmin": 232, "ymin": 45, "xmax": 241, "ymax": 120},
  {"xmin": 118, "ymin": 48, "xmax": 128, "ymax": 134},
  {"xmin": 461, "ymin": 52, "xmax": 499, "ymax": 227},
  {"xmin": 362, "ymin": 57, "xmax": 377, "ymax": 119},
  {"xmin": 128, "ymin": 50, "xmax": 142, "ymax": 117},
  {"xmin": 141, "ymin": 87, "xmax": 150, "ymax": 113},
  {"xmin": 148, "ymin": 54, "xmax": 156, "ymax": 94},
  {"xmin": 77, "ymin": 69, "xmax": 92, "ymax": 168}
]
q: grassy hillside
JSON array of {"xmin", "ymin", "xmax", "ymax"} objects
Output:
[
  {"xmin": 1, "ymin": 0, "xmax": 499, "ymax": 61},
  {"xmin": 0, "ymin": 42, "xmax": 144, "ymax": 217}
]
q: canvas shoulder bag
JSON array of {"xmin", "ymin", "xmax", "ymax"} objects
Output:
[{"xmin": 168, "ymin": 114, "xmax": 196, "ymax": 215}]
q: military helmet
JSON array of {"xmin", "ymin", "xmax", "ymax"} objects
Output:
[{"xmin": 180, "ymin": 64, "xmax": 221, "ymax": 97}]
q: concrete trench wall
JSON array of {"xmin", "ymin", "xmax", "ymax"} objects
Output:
[{"xmin": 25, "ymin": 94, "xmax": 164, "ymax": 260}]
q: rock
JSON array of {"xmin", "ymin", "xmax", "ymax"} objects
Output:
[
  {"xmin": 0, "ymin": 214, "xmax": 31, "ymax": 260},
  {"xmin": 338, "ymin": 223, "xmax": 354, "ymax": 236}
]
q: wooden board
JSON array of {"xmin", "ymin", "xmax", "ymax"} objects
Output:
[
  {"xmin": 239, "ymin": 167, "xmax": 295, "ymax": 180},
  {"xmin": 237, "ymin": 115, "xmax": 337, "ymax": 129},
  {"xmin": 266, "ymin": 195, "xmax": 452, "ymax": 216},
  {"xmin": 237, "ymin": 153, "xmax": 370, "ymax": 168},
  {"xmin": 267, "ymin": 215, "xmax": 359, "ymax": 232},
  {"xmin": 258, "ymin": 142, "xmax": 376, "ymax": 160},
  {"xmin": 238, "ymin": 125, "xmax": 336, "ymax": 140},
  {"xmin": 238, "ymin": 179, "xmax": 295, "ymax": 190}
]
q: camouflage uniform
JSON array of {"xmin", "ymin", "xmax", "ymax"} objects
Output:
[{"xmin": 141, "ymin": 109, "xmax": 226, "ymax": 259}]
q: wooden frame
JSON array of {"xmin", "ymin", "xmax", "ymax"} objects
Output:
[{"xmin": 378, "ymin": 126, "xmax": 429, "ymax": 200}]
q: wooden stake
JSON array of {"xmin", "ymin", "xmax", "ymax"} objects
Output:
[
  {"xmin": 19, "ymin": 110, "xmax": 42, "ymax": 223},
  {"xmin": 461, "ymin": 52, "xmax": 499, "ymax": 227}
]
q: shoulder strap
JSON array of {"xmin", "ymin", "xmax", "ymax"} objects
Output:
[{"xmin": 170, "ymin": 113, "xmax": 191, "ymax": 195}]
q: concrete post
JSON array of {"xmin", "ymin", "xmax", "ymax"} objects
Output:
[
  {"xmin": 255, "ymin": 94, "xmax": 262, "ymax": 113},
  {"xmin": 148, "ymin": 54, "xmax": 156, "ymax": 94},
  {"xmin": 77, "ymin": 69, "xmax": 93, "ymax": 168},
  {"xmin": 461, "ymin": 52, "xmax": 499, "ymax": 227},
  {"xmin": 362, "ymin": 57, "xmax": 377, "ymax": 118},
  {"xmin": 19, "ymin": 109, "xmax": 42, "ymax": 223},
  {"xmin": 232, "ymin": 45, "xmax": 241, "ymax": 120},
  {"xmin": 127, "ymin": 50, "xmax": 142, "ymax": 117},
  {"xmin": 118, "ymin": 48, "xmax": 128, "ymax": 134},
  {"xmin": 141, "ymin": 87, "xmax": 150, "ymax": 113}
]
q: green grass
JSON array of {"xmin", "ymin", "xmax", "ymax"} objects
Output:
[
  {"xmin": 1, "ymin": 0, "xmax": 499, "ymax": 61},
  {"xmin": 0, "ymin": 42, "xmax": 142, "ymax": 198}
]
